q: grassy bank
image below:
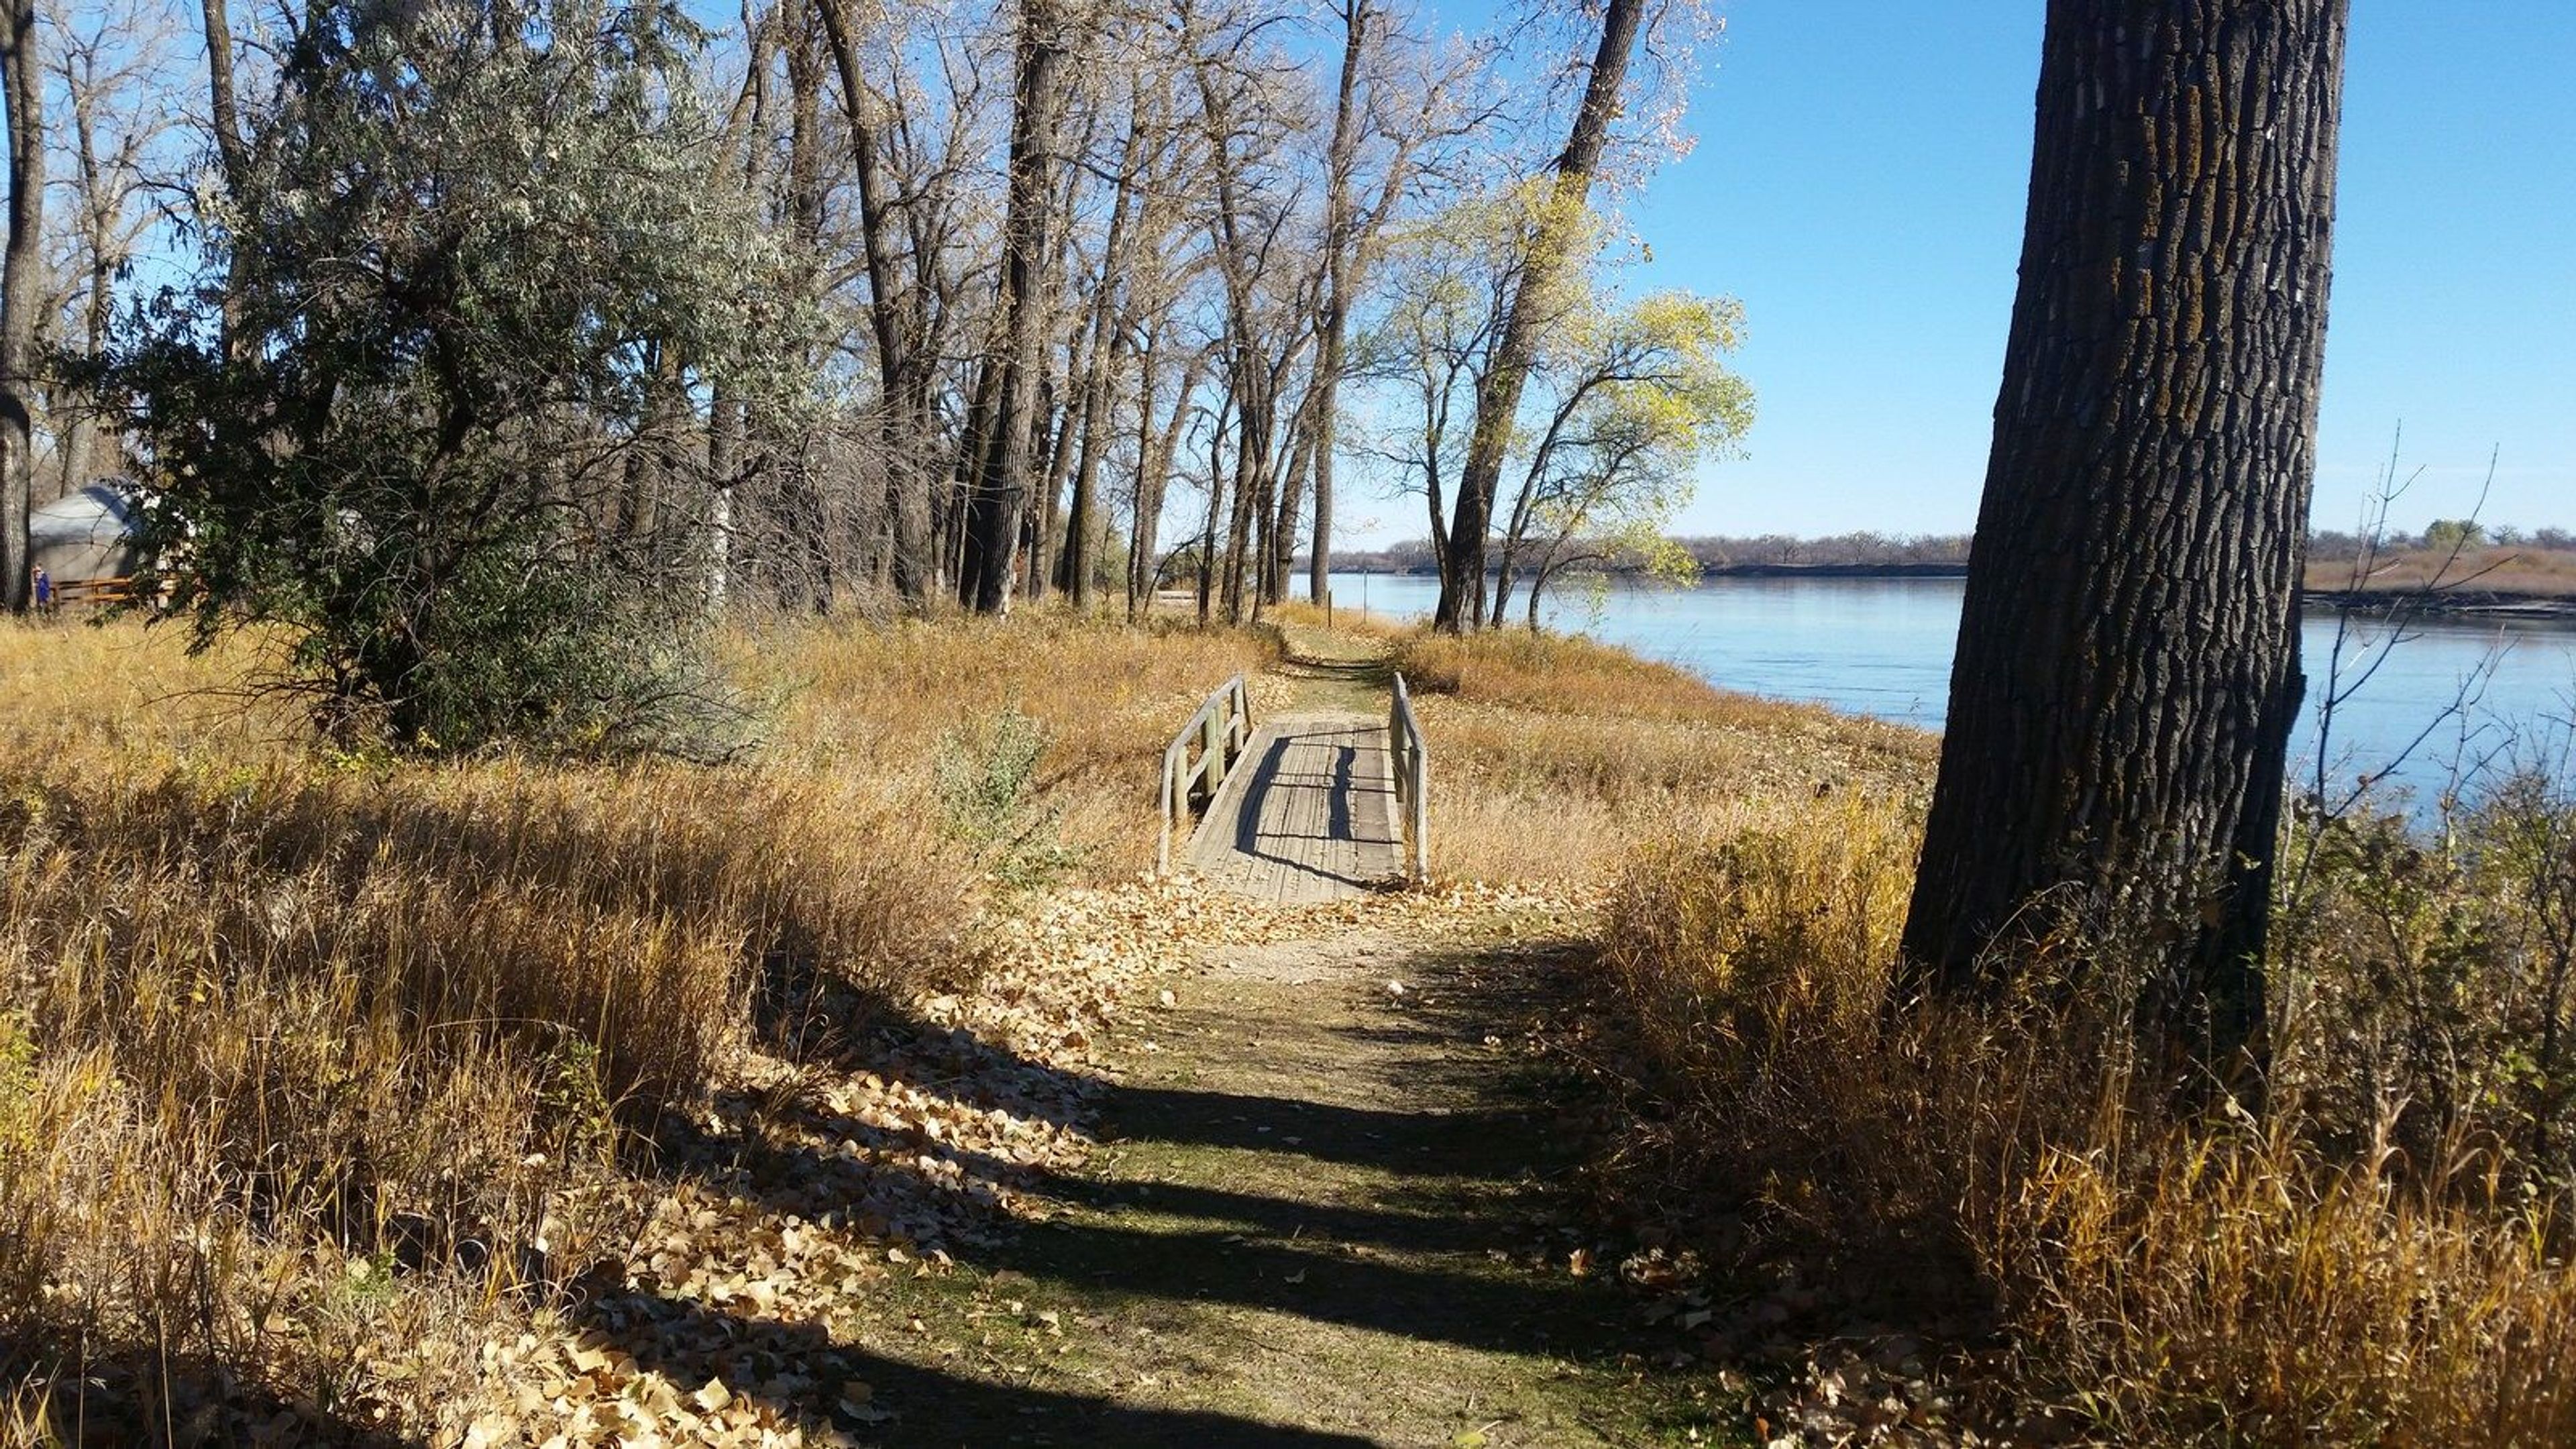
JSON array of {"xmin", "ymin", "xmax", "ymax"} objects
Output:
[
  {"xmin": 1283, "ymin": 612, "xmax": 2576, "ymax": 1442},
  {"xmin": 1387, "ymin": 624, "xmax": 1935, "ymax": 885},
  {"xmin": 1570, "ymin": 692, "xmax": 2576, "ymax": 1440},
  {"xmin": 0, "ymin": 614, "xmax": 1273, "ymax": 1440},
  {"xmin": 12, "ymin": 606, "xmax": 2565, "ymax": 1444},
  {"xmin": 2308, "ymin": 543, "xmax": 2576, "ymax": 600}
]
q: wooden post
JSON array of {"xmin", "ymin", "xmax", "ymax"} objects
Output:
[
  {"xmin": 1388, "ymin": 672, "xmax": 1430, "ymax": 883},
  {"xmin": 1158, "ymin": 745, "xmax": 1177, "ymax": 873},
  {"xmin": 1411, "ymin": 745, "xmax": 1429, "ymax": 882}
]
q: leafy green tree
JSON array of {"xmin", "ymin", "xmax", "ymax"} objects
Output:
[
  {"xmin": 86, "ymin": 0, "xmax": 809, "ymax": 755},
  {"xmin": 1432, "ymin": 0, "xmax": 1643, "ymax": 633},
  {"xmin": 2423, "ymin": 519, "xmax": 2485, "ymax": 552},
  {"xmin": 1499, "ymin": 288, "xmax": 1752, "ymax": 627},
  {"xmin": 1358, "ymin": 194, "xmax": 1750, "ymax": 628}
]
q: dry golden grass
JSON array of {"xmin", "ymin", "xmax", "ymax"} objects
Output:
[
  {"xmin": 1595, "ymin": 768, "xmax": 2576, "ymax": 1444},
  {"xmin": 37, "ymin": 600, "xmax": 2567, "ymax": 1442},
  {"xmin": 1393, "ymin": 629, "xmax": 1935, "ymax": 885},
  {"xmin": 2005, "ymin": 1120, "xmax": 2576, "ymax": 1444},
  {"xmin": 0, "ymin": 610, "xmax": 1271, "ymax": 1436},
  {"xmin": 2312, "ymin": 544, "xmax": 2576, "ymax": 597},
  {"xmin": 1262, "ymin": 598, "xmax": 1409, "ymax": 639},
  {"xmin": 748, "ymin": 610, "xmax": 1275, "ymax": 877}
]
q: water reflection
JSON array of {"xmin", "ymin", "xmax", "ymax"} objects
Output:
[{"xmin": 1311, "ymin": 572, "xmax": 2576, "ymax": 806}]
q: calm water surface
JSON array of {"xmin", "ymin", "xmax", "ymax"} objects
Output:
[{"xmin": 1314, "ymin": 572, "xmax": 2576, "ymax": 803}]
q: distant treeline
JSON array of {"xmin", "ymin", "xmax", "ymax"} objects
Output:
[
  {"xmin": 2310, "ymin": 521, "xmax": 2575, "ymax": 562},
  {"xmin": 1323, "ymin": 532, "xmax": 1974, "ymax": 574},
  {"xmin": 1322, "ymin": 523, "xmax": 2576, "ymax": 577}
]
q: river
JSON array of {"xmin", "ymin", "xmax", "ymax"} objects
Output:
[{"xmin": 1311, "ymin": 571, "xmax": 2576, "ymax": 808}]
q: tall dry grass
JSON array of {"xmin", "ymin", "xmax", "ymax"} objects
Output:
[
  {"xmin": 2310, "ymin": 544, "xmax": 2576, "ymax": 598},
  {"xmin": 1394, "ymin": 629, "xmax": 1935, "ymax": 884},
  {"xmin": 1595, "ymin": 768, "xmax": 2576, "ymax": 1444},
  {"xmin": 0, "ymin": 610, "xmax": 1269, "ymax": 1436},
  {"xmin": 751, "ymin": 610, "xmax": 1277, "ymax": 875}
]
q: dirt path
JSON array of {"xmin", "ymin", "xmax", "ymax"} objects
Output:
[
  {"xmin": 494, "ymin": 632, "xmax": 1721, "ymax": 1448},
  {"xmin": 828, "ymin": 632, "xmax": 1718, "ymax": 1447},
  {"xmin": 1266, "ymin": 622, "xmax": 1397, "ymax": 717},
  {"xmin": 845, "ymin": 915, "xmax": 1712, "ymax": 1448}
]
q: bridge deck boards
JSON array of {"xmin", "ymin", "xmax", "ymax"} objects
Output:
[{"xmin": 1185, "ymin": 715, "xmax": 1403, "ymax": 903}]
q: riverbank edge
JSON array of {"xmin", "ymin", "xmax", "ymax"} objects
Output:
[
  {"xmin": 2305, "ymin": 588, "xmax": 2576, "ymax": 620},
  {"xmin": 1317, "ymin": 562, "xmax": 2576, "ymax": 617}
]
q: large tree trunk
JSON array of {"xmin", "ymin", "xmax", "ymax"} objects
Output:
[
  {"xmin": 1899, "ymin": 0, "xmax": 2349, "ymax": 1102},
  {"xmin": 1196, "ymin": 382, "xmax": 1234, "ymax": 627},
  {"xmin": 1, "ymin": 0, "xmax": 42, "ymax": 613},
  {"xmin": 960, "ymin": 0, "xmax": 1067, "ymax": 614},
  {"xmin": 1061, "ymin": 307, "xmax": 1130, "ymax": 608},
  {"xmin": 1125, "ymin": 340, "xmax": 1165, "ymax": 619},
  {"xmin": 1128, "ymin": 339, "xmax": 1203, "ymax": 619},
  {"xmin": 197, "ymin": 0, "xmax": 254, "ymax": 362},
  {"xmin": 1306, "ymin": 319, "xmax": 1347, "ymax": 608},
  {"xmin": 1219, "ymin": 388, "xmax": 1262, "ymax": 624},
  {"xmin": 1431, "ymin": 0, "xmax": 1640, "ymax": 632},
  {"xmin": 817, "ymin": 0, "xmax": 943, "ymax": 606},
  {"xmin": 1266, "ymin": 406, "xmax": 1313, "ymax": 606},
  {"xmin": 1306, "ymin": 0, "xmax": 1370, "ymax": 611},
  {"xmin": 704, "ymin": 390, "xmax": 740, "ymax": 612}
]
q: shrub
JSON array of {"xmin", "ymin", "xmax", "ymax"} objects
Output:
[
  {"xmin": 1593, "ymin": 775, "xmax": 2576, "ymax": 1444},
  {"xmin": 84, "ymin": 0, "xmax": 811, "ymax": 758},
  {"xmin": 935, "ymin": 708, "xmax": 1083, "ymax": 890}
]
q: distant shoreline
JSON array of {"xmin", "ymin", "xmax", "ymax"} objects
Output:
[
  {"xmin": 2305, "ymin": 588, "xmax": 2576, "ymax": 621},
  {"xmin": 1318, "ymin": 561, "xmax": 1972, "ymax": 580},
  {"xmin": 1311, "ymin": 563, "xmax": 2576, "ymax": 619}
]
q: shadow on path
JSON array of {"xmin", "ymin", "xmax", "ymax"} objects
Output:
[{"xmin": 575, "ymin": 924, "xmax": 1691, "ymax": 1445}]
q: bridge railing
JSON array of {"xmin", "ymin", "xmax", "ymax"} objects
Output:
[
  {"xmin": 1389, "ymin": 673, "xmax": 1430, "ymax": 882},
  {"xmin": 47, "ymin": 576, "xmax": 137, "ymax": 608},
  {"xmin": 1158, "ymin": 674, "xmax": 1253, "ymax": 873}
]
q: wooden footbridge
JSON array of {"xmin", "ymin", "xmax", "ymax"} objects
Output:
[{"xmin": 1158, "ymin": 667, "xmax": 1429, "ymax": 903}]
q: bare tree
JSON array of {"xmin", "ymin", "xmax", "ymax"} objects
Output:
[
  {"xmin": 1302, "ymin": 0, "xmax": 1481, "ymax": 606},
  {"xmin": 1, "ymin": 0, "xmax": 40, "ymax": 610},
  {"xmin": 39, "ymin": 0, "xmax": 180, "ymax": 500},
  {"xmin": 957, "ymin": 0, "xmax": 1071, "ymax": 614}
]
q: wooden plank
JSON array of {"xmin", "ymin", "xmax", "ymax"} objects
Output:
[
  {"xmin": 1185, "ymin": 713, "xmax": 1409, "ymax": 904},
  {"xmin": 1287, "ymin": 727, "xmax": 1334, "ymax": 903}
]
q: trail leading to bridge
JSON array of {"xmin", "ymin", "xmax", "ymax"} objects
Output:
[
  {"xmin": 809, "ymin": 627, "xmax": 1720, "ymax": 1446},
  {"xmin": 1185, "ymin": 627, "xmax": 1409, "ymax": 904},
  {"xmin": 834, "ymin": 909, "xmax": 1711, "ymax": 1447},
  {"xmin": 485, "ymin": 627, "xmax": 1724, "ymax": 1448}
]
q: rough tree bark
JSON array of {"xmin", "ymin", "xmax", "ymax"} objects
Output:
[
  {"xmin": 1124, "ymin": 337, "xmax": 1166, "ymax": 618},
  {"xmin": 1431, "ymin": 0, "xmax": 1641, "ymax": 632},
  {"xmin": 1127, "ymin": 337, "xmax": 1205, "ymax": 619},
  {"xmin": 1, "ymin": 0, "xmax": 39, "ymax": 612},
  {"xmin": 959, "ymin": 0, "xmax": 1067, "ymax": 614},
  {"xmin": 816, "ymin": 0, "xmax": 941, "ymax": 604},
  {"xmin": 1305, "ymin": 0, "xmax": 1375, "ymax": 610},
  {"xmin": 1899, "ymin": 0, "xmax": 2349, "ymax": 1101}
]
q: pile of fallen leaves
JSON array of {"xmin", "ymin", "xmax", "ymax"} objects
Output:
[
  {"xmin": 1528, "ymin": 937, "xmax": 2040, "ymax": 1448},
  {"xmin": 443, "ymin": 875, "xmax": 1305, "ymax": 1447},
  {"xmin": 28, "ymin": 870, "xmax": 1614, "ymax": 1446}
]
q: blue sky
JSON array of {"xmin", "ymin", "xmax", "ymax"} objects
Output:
[{"xmin": 1570, "ymin": 1, "xmax": 2576, "ymax": 542}]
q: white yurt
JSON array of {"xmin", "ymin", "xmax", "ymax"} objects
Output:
[{"xmin": 30, "ymin": 484, "xmax": 142, "ymax": 584}]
